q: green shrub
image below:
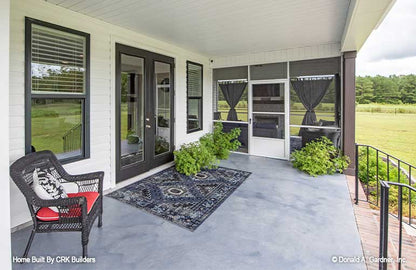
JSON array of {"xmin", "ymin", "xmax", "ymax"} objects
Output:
[
  {"xmin": 173, "ymin": 142, "xmax": 217, "ymax": 176},
  {"xmin": 200, "ymin": 122, "xmax": 241, "ymax": 160},
  {"xmin": 157, "ymin": 116, "xmax": 169, "ymax": 127},
  {"xmin": 126, "ymin": 130, "xmax": 140, "ymax": 144},
  {"xmin": 155, "ymin": 136, "xmax": 169, "ymax": 155},
  {"xmin": 290, "ymin": 137, "xmax": 350, "ymax": 176},
  {"xmin": 174, "ymin": 122, "xmax": 241, "ymax": 175},
  {"xmin": 358, "ymin": 148, "xmax": 416, "ymax": 209}
]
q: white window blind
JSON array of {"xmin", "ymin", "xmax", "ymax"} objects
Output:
[
  {"xmin": 187, "ymin": 61, "xmax": 203, "ymax": 132},
  {"xmin": 187, "ymin": 63, "xmax": 202, "ymax": 97},
  {"xmin": 31, "ymin": 24, "xmax": 86, "ymax": 94}
]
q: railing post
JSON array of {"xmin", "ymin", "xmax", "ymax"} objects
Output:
[
  {"xmin": 376, "ymin": 150, "xmax": 379, "ymax": 206},
  {"xmin": 379, "ymin": 182, "xmax": 389, "ymax": 270},
  {"xmin": 387, "ymin": 155, "xmax": 390, "ymax": 182},
  {"xmin": 355, "ymin": 144, "xmax": 359, "ymax": 204},
  {"xmin": 410, "ymin": 166, "xmax": 412, "ymax": 226},
  {"xmin": 366, "ymin": 146, "xmax": 369, "ymax": 201},
  {"xmin": 398, "ymin": 185, "xmax": 403, "ymax": 270}
]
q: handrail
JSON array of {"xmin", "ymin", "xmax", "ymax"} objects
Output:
[
  {"xmin": 355, "ymin": 144, "xmax": 416, "ymax": 270},
  {"xmin": 380, "ymin": 181, "xmax": 416, "ymax": 192},
  {"xmin": 355, "ymin": 144, "xmax": 415, "ymax": 224},
  {"xmin": 356, "ymin": 143, "xmax": 415, "ymax": 168},
  {"xmin": 379, "ymin": 180, "xmax": 414, "ymax": 270},
  {"xmin": 63, "ymin": 122, "xmax": 82, "ymax": 138}
]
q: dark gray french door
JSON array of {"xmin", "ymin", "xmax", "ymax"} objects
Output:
[{"xmin": 115, "ymin": 43, "xmax": 174, "ymax": 182}]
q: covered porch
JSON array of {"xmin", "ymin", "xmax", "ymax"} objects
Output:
[
  {"xmin": 11, "ymin": 154, "xmax": 364, "ymax": 270},
  {"xmin": 1, "ymin": 0, "xmax": 397, "ymax": 269}
]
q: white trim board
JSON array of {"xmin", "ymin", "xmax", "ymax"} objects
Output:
[{"xmin": 211, "ymin": 43, "xmax": 341, "ymax": 69}]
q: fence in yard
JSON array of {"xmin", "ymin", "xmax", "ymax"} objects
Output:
[{"xmin": 62, "ymin": 123, "xmax": 82, "ymax": 153}]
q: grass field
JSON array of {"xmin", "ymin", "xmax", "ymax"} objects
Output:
[
  {"xmin": 356, "ymin": 103, "xmax": 416, "ymax": 114},
  {"xmin": 356, "ymin": 111, "xmax": 416, "ymax": 166},
  {"xmin": 31, "ymin": 101, "xmax": 81, "ymax": 154}
]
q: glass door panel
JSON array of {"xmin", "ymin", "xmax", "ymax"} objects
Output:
[
  {"xmin": 120, "ymin": 54, "xmax": 145, "ymax": 168},
  {"xmin": 154, "ymin": 61, "xmax": 171, "ymax": 156}
]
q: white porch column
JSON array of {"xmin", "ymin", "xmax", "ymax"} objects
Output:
[{"xmin": 0, "ymin": 0, "xmax": 12, "ymax": 269}]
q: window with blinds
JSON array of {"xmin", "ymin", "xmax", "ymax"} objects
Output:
[
  {"xmin": 31, "ymin": 24, "xmax": 86, "ymax": 94},
  {"xmin": 186, "ymin": 61, "xmax": 203, "ymax": 133},
  {"xmin": 25, "ymin": 18, "xmax": 90, "ymax": 163}
]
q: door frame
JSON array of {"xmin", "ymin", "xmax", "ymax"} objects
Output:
[
  {"xmin": 115, "ymin": 43, "xmax": 175, "ymax": 183},
  {"xmin": 248, "ymin": 79, "xmax": 290, "ymax": 159}
]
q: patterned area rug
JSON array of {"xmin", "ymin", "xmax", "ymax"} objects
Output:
[{"xmin": 107, "ymin": 166, "xmax": 251, "ymax": 231}]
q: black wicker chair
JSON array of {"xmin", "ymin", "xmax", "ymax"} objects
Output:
[{"xmin": 10, "ymin": 150, "xmax": 104, "ymax": 258}]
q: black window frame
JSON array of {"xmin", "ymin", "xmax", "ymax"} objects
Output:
[
  {"xmin": 186, "ymin": 61, "xmax": 203, "ymax": 133},
  {"xmin": 25, "ymin": 17, "xmax": 90, "ymax": 164}
]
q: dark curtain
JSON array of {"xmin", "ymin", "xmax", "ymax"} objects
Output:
[
  {"xmin": 291, "ymin": 78, "xmax": 333, "ymax": 135},
  {"xmin": 219, "ymin": 82, "xmax": 247, "ymax": 121}
]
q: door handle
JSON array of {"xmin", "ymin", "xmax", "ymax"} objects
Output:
[{"xmin": 146, "ymin": 125, "xmax": 151, "ymax": 129}]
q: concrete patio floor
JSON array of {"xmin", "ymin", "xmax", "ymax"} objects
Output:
[{"xmin": 11, "ymin": 154, "xmax": 365, "ymax": 270}]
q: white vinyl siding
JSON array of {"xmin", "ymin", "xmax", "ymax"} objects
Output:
[
  {"xmin": 0, "ymin": 0, "xmax": 11, "ymax": 267},
  {"xmin": 9, "ymin": 0, "xmax": 212, "ymax": 228}
]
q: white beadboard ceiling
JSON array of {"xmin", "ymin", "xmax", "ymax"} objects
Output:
[{"xmin": 45, "ymin": 0, "xmax": 351, "ymax": 57}]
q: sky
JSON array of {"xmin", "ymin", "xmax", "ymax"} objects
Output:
[{"xmin": 356, "ymin": 0, "xmax": 416, "ymax": 76}]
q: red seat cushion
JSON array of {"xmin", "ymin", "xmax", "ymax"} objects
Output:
[{"xmin": 36, "ymin": 192, "xmax": 100, "ymax": 222}]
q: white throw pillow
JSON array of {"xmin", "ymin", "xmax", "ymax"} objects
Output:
[{"xmin": 32, "ymin": 168, "xmax": 68, "ymax": 213}]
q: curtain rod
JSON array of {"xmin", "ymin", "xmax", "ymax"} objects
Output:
[
  {"xmin": 217, "ymin": 79, "xmax": 248, "ymax": 83},
  {"xmin": 291, "ymin": 76, "xmax": 334, "ymax": 81}
]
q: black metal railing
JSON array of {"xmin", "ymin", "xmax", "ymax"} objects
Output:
[
  {"xmin": 355, "ymin": 144, "xmax": 416, "ymax": 270},
  {"xmin": 355, "ymin": 144, "xmax": 415, "ymax": 224},
  {"xmin": 379, "ymin": 181, "xmax": 416, "ymax": 270},
  {"xmin": 62, "ymin": 123, "xmax": 82, "ymax": 153}
]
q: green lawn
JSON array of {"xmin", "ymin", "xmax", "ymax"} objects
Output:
[
  {"xmin": 31, "ymin": 101, "xmax": 81, "ymax": 154},
  {"xmin": 356, "ymin": 103, "xmax": 416, "ymax": 166},
  {"xmin": 356, "ymin": 103, "xmax": 416, "ymax": 114},
  {"xmin": 356, "ymin": 111, "xmax": 416, "ymax": 166}
]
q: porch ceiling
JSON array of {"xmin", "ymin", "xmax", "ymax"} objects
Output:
[{"xmin": 45, "ymin": 0, "xmax": 351, "ymax": 57}]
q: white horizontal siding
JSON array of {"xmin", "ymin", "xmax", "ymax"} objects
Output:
[
  {"xmin": 0, "ymin": 0, "xmax": 10, "ymax": 262},
  {"xmin": 211, "ymin": 43, "xmax": 341, "ymax": 68},
  {"xmin": 9, "ymin": 0, "xmax": 212, "ymax": 228}
]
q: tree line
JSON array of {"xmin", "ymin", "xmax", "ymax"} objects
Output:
[{"xmin": 356, "ymin": 75, "xmax": 416, "ymax": 104}]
